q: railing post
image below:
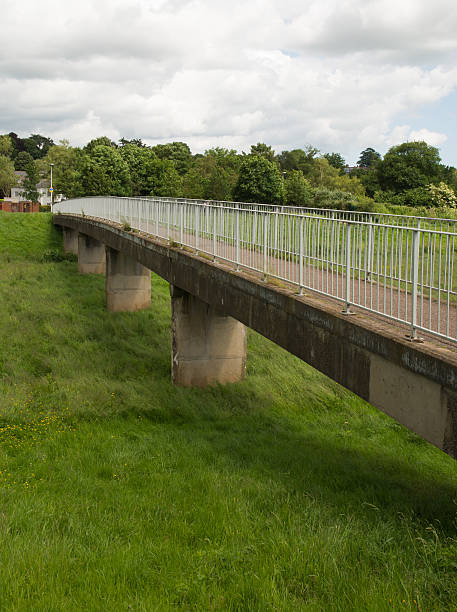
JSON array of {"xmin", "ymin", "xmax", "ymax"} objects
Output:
[
  {"xmin": 195, "ymin": 205, "xmax": 200, "ymax": 253},
  {"xmin": 155, "ymin": 199, "xmax": 159, "ymax": 238},
  {"xmin": 274, "ymin": 206, "xmax": 279, "ymax": 256},
  {"xmin": 263, "ymin": 212, "xmax": 268, "ymax": 281},
  {"xmin": 213, "ymin": 206, "xmax": 217, "ymax": 262},
  {"xmin": 167, "ymin": 201, "xmax": 171, "ymax": 243},
  {"xmin": 236, "ymin": 204, "xmax": 240, "ymax": 271},
  {"xmin": 343, "ymin": 222, "xmax": 353, "ymax": 314},
  {"xmin": 180, "ymin": 203, "xmax": 184, "ymax": 246},
  {"xmin": 299, "ymin": 215, "xmax": 304, "ymax": 295},
  {"xmin": 366, "ymin": 214, "xmax": 373, "ymax": 281},
  {"xmin": 409, "ymin": 228, "xmax": 420, "ymax": 340}
]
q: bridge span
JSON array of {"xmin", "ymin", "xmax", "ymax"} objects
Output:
[{"xmin": 54, "ymin": 199, "xmax": 457, "ymax": 460}]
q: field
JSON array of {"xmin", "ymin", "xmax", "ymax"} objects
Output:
[{"xmin": 1, "ymin": 212, "xmax": 457, "ymax": 610}]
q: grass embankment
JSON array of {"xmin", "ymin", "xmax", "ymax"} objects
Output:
[{"xmin": 1, "ymin": 213, "xmax": 457, "ymax": 611}]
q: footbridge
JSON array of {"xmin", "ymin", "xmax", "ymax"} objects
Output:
[{"xmin": 54, "ymin": 197, "xmax": 457, "ymax": 459}]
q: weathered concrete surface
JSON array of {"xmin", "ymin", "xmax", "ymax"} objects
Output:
[
  {"xmin": 106, "ymin": 247, "xmax": 151, "ymax": 312},
  {"xmin": 171, "ymin": 285, "xmax": 246, "ymax": 386},
  {"xmin": 78, "ymin": 234, "xmax": 106, "ymax": 274},
  {"xmin": 62, "ymin": 227, "xmax": 78, "ymax": 255},
  {"xmin": 54, "ymin": 215, "xmax": 457, "ymax": 458}
]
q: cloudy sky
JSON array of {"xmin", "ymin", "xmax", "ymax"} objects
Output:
[{"xmin": 1, "ymin": 0, "xmax": 457, "ymax": 165}]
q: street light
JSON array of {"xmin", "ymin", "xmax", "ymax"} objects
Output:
[{"xmin": 50, "ymin": 163, "xmax": 54, "ymax": 212}]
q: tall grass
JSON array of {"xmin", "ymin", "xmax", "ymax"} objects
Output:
[{"xmin": 0, "ymin": 213, "xmax": 457, "ymax": 610}]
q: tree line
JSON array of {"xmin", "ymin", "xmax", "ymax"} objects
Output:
[{"xmin": 1, "ymin": 132, "xmax": 456, "ymax": 210}]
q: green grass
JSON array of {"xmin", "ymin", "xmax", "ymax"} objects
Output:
[{"xmin": 1, "ymin": 214, "xmax": 457, "ymax": 610}]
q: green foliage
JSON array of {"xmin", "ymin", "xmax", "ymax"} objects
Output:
[
  {"xmin": 309, "ymin": 187, "xmax": 355, "ymax": 209},
  {"xmin": 119, "ymin": 143, "xmax": 157, "ymax": 196},
  {"xmin": 37, "ymin": 140, "xmax": 80, "ymax": 199},
  {"xmin": 250, "ymin": 142, "xmax": 276, "ymax": 163},
  {"xmin": 307, "ymin": 158, "xmax": 366, "ymax": 195},
  {"xmin": 323, "ymin": 152, "xmax": 346, "ymax": 172},
  {"xmin": 278, "ymin": 146, "xmax": 319, "ymax": 175},
  {"xmin": 234, "ymin": 156, "xmax": 284, "ymax": 204},
  {"xmin": 21, "ymin": 134, "xmax": 55, "ymax": 160},
  {"xmin": 429, "ymin": 182, "xmax": 457, "ymax": 208},
  {"xmin": 78, "ymin": 145, "xmax": 131, "ymax": 197},
  {"xmin": 21, "ymin": 161, "xmax": 40, "ymax": 202},
  {"xmin": 284, "ymin": 170, "xmax": 312, "ymax": 206},
  {"xmin": 152, "ymin": 142, "xmax": 192, "ymax": 175},
  {"xmin": 357, "ymin": 147, "xmax": 381, "ymax": 168},
  {"xmin": 41, "ymin": 249, "xmax": 77, "ymax": 262},
  {"xmin": 182, "ymin": 151, "xmax": 240, "ymax": 201},
  {"xmin": 0, "ymin": 155, "xmax": 17, "ymax": 197},
  {"xmin": 377, "ymin": 141, "xmax": 443, "ymax": 193},
  {"xmin": 148, "ymin": 158, "xmax": 182, "ymax": 197},
  {"xmin": 351, "ymin": 166, "xmax": 381, "ymax": 197},
  {"xmin": 0, "ymin": 134, "xmax": 12, "ymax": 157},
  {"xmin": 14, "ymin": 150, "xmax": 34, "ymax": 171},
  {"xmin": 84, "ymin": 136, "xmax": 117, "ymax": 154}
]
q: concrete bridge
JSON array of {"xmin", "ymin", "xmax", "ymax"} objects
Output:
[{"xmin": 54, "ymin": 210, "xmax": 457, "ymax": 460}]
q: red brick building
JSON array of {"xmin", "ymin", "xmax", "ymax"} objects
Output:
[{"xmin": 0, "ymin": 201, "xmax": 40, "ymax": 213}]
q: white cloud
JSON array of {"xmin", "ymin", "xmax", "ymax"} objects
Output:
[{"xmin": 0, "ymin": 0, "xmax": 456, "ymax": 163}]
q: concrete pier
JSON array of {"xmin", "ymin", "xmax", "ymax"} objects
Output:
[
  {"xmin": 171, "ymin": 285, "xmax": 246, "ymax": 387},
  {"xmin": 106, "ymin": 247, "xmax": 151, "ymax": 312},
  {"xmin": 78, "ymin": 234, "xmax": 106, "ymax": 274},
  {"xmin": 62, "ymin": 227, "xmax": 78, "ymax": 255}
]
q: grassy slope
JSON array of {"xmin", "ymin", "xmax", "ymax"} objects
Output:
[{"xmin": 1, "ymin": 213, "xmax": 457, "ymax": 611}]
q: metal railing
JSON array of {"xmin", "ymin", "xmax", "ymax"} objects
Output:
[{"xmin": 56, "ymin": 196, "xmax": 457, "ymax": 344}]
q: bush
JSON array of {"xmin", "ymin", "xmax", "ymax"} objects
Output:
[{"xmin": 41, "ymin": 249, "xmax": 77, "ymax": 263}]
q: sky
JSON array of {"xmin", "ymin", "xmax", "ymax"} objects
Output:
[{"xmin": 1, "ymin": 0, "xmax": 457, "ymax": 166}]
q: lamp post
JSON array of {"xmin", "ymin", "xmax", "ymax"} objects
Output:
[{"xmin": 50, "ymin": 163, "xmax": 54, "ymax": 212}]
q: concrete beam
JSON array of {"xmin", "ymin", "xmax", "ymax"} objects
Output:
[
  {"xmin": 62, "ymin": 227, "xmax": 78, "ymax": 255},
  {"xmin": 171, "ymin": 285, "xmax": 246, "ymax": 387},
  {"xmin": 78, "ymin": 234, "xmax": 106, "ymax": 275},
  {"xmin": 106, "ymin": 247, "xmax": 151, "ymax": 312}
]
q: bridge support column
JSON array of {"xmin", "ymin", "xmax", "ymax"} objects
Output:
[
  {"xmin": 62, "ymin": 227, "xmax": 78, "ymax": 255},
  {"xmin": 170, "ymin": 285, "xmax": 246, "ymax": 387},
  {"xmin": 106, "ymin": 247, "xmax": 151, "ymax": 312},
  {"xmin": 78, "ymin": 234, "xmax": 106, "ymax": 274}
]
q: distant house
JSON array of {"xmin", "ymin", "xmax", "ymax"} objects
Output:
[{"xmin": 4, "ymin": 171, "xmax": 63, "ymax": 208}]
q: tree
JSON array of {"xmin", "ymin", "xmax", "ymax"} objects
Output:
[
  {"xmin": 377, "ymin": 141, "xmax": 443, "ymax": 193},
  {"xmin": 119, "ymin": 137, "xmax": 146, "ymax": 148},
  {"xmin": 152, "ymin": 142, "xmax": 192, "ymax": 175},
  {"xmin": 14, "ymin": 151, "xmax": 34, "ymax": 171},
  {"xmin": 37, "ymin": 140, "xmax": 80, "ymax": 198},
  {"xmin": 278, "ymin": 146, "xmax": 320, "ymax": 177},
  {"xmin": 78, "ymin": 145, "xmax": 131, "ymax": 196},
  {"xmin": 21, "ymin": 161, "xmax": 40, "ymax": 201},
  {"xmin": 8, "ymin": 132, "xmax": 26, "ymax": 159},
  {"xmin": 357, "ymin": 147, "xmax": 381, "ymax": 168},
  {"xmin": 22, "ymin": 134, "xmax": 54, "ymax": 159},
  {"xmin": 307, "ymin": 158, "xmax": 365, "ymax": 195},
  {"xmin": 0, "ymin": 156, "xmax": 16, "ymax": 197},
  {"xmin": 84, "ymin": 136, "xmax": 117, "ymax": 154},
  {"xmin": 119, "ymin": 143, "xmax": 157, "ymax": 195},
  {"xmin": 351, "ymin": 166, "xmax": 381, "ymax": 198},
  {"xmin": 148, "ymin": 158, "xmax": 182, "ymax": 197},
  {"xmin": 250, "ymin": 143, "xmax": 276, "ymax": 163},
  {"xmin": 284, "ymin": 171, "xmax": 312, "ymax": 207},
  {"xmin": 0, "ymin": 135, "xmax": 12, "ymax": 158},
  {"xmin": 205, "ymin": 148, "xmax": 242, "ymax": 173},
  {"xmin": 323, "ymin": 152, "xmax": 346, "ymax": 173},
  {"xmin": 182, "ymin": 154, "xmax": 238, "ymax": 201},
  {"xmin": 234, "ymin": 156, "xmax": 283, "ymax": 204}
]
